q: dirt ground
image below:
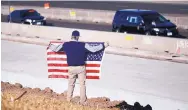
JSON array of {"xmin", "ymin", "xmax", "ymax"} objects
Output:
[{"xmin": 1, "ymin": 81, "xmax": 152, "ymax": 110}]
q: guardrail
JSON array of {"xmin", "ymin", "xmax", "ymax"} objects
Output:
[
  {"xmin": 1, "ymin": 5, "xmax": 188, "ymax": 29},
  {"xmin": 1, "ymin": 22, "xmax": 188, "ymax": 55}
]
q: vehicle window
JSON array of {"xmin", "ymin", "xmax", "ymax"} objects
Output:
[
  {"xmin": 115, "ymin": 11, "xmax": 121, "ymax": 19},
  {"xmin": 126, "ymin": 16, "xmax": 141, "ymax": 24},
  {"xmin": 142, "ymin": 14, "xmax": 167, "ymax": 23},
  {"xmin": 22, "ymin": 10, "xmax": 40, "ymax": 17},
  {"xmin": 120, "ymin": 14, "xmax": 127, "ymax": 21},
  {"xmin": 11, "ymin": 10, "xmax": 20, "ymax": 17},
  {"xmin": 114, "ymin": 11, "xmax": 128, "ymax": 22}
]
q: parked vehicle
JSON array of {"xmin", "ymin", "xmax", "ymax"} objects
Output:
[
  {"xmin": 7, "ymin": 9, "xmax": 46, "ymax": 25},
  {"xmin": 112, "ymin": 9, "xmax": 179, "ymax": 37}
]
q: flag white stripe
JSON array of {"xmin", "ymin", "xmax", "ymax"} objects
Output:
[
  {"xmin": 47, "ymin": 55, "xmax": 67, "ymax": 58},
  {"xmin": 47, "ymin": 61, "xmax": 67, "ymax": 64},
  {"xmin": 48, "ymin": 67, "xmax": 68, "ymax": 69},
  {"xmin": 86, "ymin": 61, "xmax": 102, "ymax": 64},
  {"xmin": 87, "ymin": 73, "xmax": 100, "ymax": 76},
  {"xmin": 47, "ymin": 49, "xmax": 64, "ymax": 52},
  {"xmin": 48, "ymin": 72, "xmax": 68, "ymax": 76}
]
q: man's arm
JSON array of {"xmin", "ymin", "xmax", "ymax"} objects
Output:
[
  {"xmin": 85, "ymin": 42, "xmax": 109, "ymax": 53},
  {"xmin": 48, "ymin": 43, "xmax": 64, "ymax": 52}
]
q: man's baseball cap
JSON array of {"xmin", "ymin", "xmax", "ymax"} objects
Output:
[{"xmin": 72, "ymin": 30, "xmax": 80, "ymax": 37}]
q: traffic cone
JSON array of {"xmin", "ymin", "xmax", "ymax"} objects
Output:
[{"xmin": 44, "ymin": 3, "xmax": 50, "ymax": 9}]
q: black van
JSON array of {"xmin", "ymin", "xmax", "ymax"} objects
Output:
[{"xmin": 112, "ymin": 9, "xmax": 179, "ymax": 37}]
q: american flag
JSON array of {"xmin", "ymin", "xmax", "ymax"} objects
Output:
[{"xmin": 46, "ymin": 41, "xmax": 105, "ymax": 79}]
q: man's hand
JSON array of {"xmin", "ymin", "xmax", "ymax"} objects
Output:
[
  {"xmin": 48, "ymin": 43, "xmax": 64, "ymax": 52},
  {"xmin": 48, "ymin": 44, "xmax": 57, "ymax": 51},
  {"xmin": 104, "ymin": 42, "xmax": 109, "ymax": 48}
]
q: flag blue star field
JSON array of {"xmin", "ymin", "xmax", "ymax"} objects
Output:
[{"xmin": 46, "ymin": 41, "xmax": 105, "ymax": 79}]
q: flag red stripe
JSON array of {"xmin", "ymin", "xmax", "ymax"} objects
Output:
[
  {"xmin": 48, "ymin": 75, "xmax": 68, "ymax": 78},
  {"xmin": 47, "ymin": 52, "xmax": 65, "ymax": 55},
  {"xmin": 48, "ymin": 64, "xmax": 100, "ymax": 67},
  {"xmin": 48, "ymin": 75, "xmax": 99, "ymax": 79},
  {"xmin": 48, "ymin": 69, "xmax": 100, "ymax": 73},
  {"xmin": 86, "ymin": 64, "xmax": 100, "ymax": 67},
  {"xmin": 48, "ymin": 64, "xmax": 68, "ymax": 67},
  {"xmin": 86, "ymin": 70, "xmax": 100, "ymax": 73},
  {"xmin": 48, "ymin": 69, "xmax": 68, "ymax": 73},
  {"xmin": 47, "ymin": 58, "xmax": 67, "ymax": 61},
  {"xmin": 86, "ymin": 76, "xmax": 99, "ymax": 79}
]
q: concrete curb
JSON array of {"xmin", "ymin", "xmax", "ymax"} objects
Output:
[
  {"xmin": 2, "ymin": 22, "xmax": 188, "ymax": 56},
  {"xmin": 2, "ymin": 34, "xmax": 188, "ymax": 64}
]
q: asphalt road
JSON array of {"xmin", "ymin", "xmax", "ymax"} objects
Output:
[
  {"xmin": 2, "ymin": 1, "xmax": 188, "ymax": 15},
  {"xmin": 1, "ymin": 15, "xmax": 188, "ymax": 38},
  {"xmin": 2, "ymin": 40, "xmax": 188, "ymax": 110}
]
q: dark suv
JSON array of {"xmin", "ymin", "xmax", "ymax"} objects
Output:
[
  {"xmin": 7, "ymin": 9, "xmax": 46, "ymax": 25},
  {"xmin": 112, "ymin": 9, "xmax": 179, "ymax": 37}
]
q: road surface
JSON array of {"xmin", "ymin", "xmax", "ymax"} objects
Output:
[
  {"xmin": 1, "ymin": 15, "xmax": 188, "ymax": 38},
  {"xmin": 2, "ymin": 1, "xmax": 188, "ymax": 15},
  {"xmin": 1, "ymin": 40, "xmax": 188, "ymax": 110}
]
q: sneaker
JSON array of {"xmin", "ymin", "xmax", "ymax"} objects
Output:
[
  {"xmin": 144, "ymin": 104, "xmax": 152, "ymax": 110},
  {"xmin": 79, "ymin": 101, "xmax": 88, "ymax": 106}
]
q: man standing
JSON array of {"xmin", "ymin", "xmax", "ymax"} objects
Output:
[{"xmin": 49, "ymin": 30, "xmax": 109, "ymax": 104}]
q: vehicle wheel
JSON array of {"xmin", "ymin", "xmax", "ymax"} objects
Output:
[
  {"xmin": 43, "ymin": 21, "xmax": 47, "ymax": 26},
  {"xmin": 21, "ymin": 21, "xmax": 24, "ymax": 24},
  {"xmin": 115, "ymin": 28, "xmax": 120, "ymax": 33},
  {"xmin": 112, "ymin": 28, "xmax": 120, "ymax": 33},
  {"xmin": 8, "ymin": 19, "xmax": 11, "ymax": 23},
  {"xmin": 145, "ymin": 31, "xmax": 151, "ymax": 35},
  {"xmin": 174, "ymin": 34, "xmax": 181, "ymax": 38},
  {"xmin": 123, "ymin": 31, "xmax": 127, "ymax": 34},
  {"xmin": 116, "ymin": 27, "xmax": 124, "ymax": 33}
]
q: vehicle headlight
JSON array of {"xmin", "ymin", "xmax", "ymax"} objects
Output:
[
  {"xmin": 33, "ymin": 20, "xmax": 36, "ymax": 22},
  {"xmin": 25, "ymin": 19, "xmax": 32, "ymax": 22},
  {"xmin": 153, "ymin": 28, "xmax": 159, "ymax": 32}
]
